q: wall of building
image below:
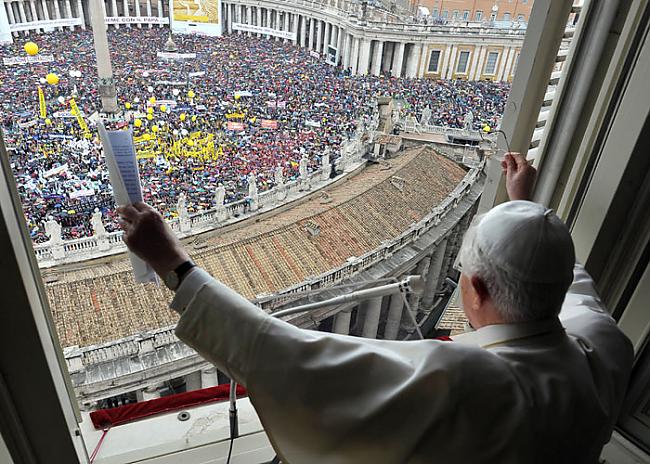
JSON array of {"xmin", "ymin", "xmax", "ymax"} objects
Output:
[{"xmin": 418, "ymin": 0, "xmax": 534, "ymax": 22}]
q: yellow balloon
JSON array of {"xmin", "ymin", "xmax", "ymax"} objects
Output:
[
  {"xmin": 134, "ymin": 119, "xmax": 142, "ymax": 127},
  {"xmin": 179, "ymin": 113, "xmax": 186, "ymax": 122},
  {"xmin": 147, "ymin": 107, "xmax": 154, "ymax": 114},
  {"xmin": 151, "ymin": 125, "xmax": 159, "ymax": 133},
  {"xmin": 46, "ymin": 73, "xmax": 59, "ymax": 85},
  {"xmin": 146, "ymin": 113, "xmax": 153, "ymax": 121},
  {"xmin": 482, "ymin": 125, "xmax": 491, "ymax": 133},
  {"xmin": 149, "ymin": 96, "xmax": 156, "ymax": 104},
  {"xmin": 24, "ymin": 42, "xmax": 39, "ymax": 56},
  {"xmin": 191, "ymin": 115, "xmax": 197, "ymax": 122},
  {"xmin": 45, "ymin": 118, "xmax": 52, "ymax": 125},
  {"xmin": 160, "ymin": 104, "xmax": 167, "ymax": 113},
  {"xmin": 234, "ymin": 94, "xmax": 241, "ymax": 100},
  {"xmin": 187, "ymin": 140, "xmax": 195, "ymax": 147},
  {"xmin": 142, "ymin": 133, "xmax": 151, "ymax": 141},
  {"xmin": 187, "ymin": 90, "xmax": 195, "ymax": 99},
  {"xmin": 125, "ymin": 102, "xmax": 132, "ymax": 110}
]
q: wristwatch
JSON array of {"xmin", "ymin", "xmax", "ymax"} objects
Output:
[{"xmin": 163, "ymin": 260, "xmax": 196, "ymax": 291}]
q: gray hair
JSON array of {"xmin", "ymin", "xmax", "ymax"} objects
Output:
[{"xmin": 458, "ymin": 218, "xmax": 570, "ymax": 323}]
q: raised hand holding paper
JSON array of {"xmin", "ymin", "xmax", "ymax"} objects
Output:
[{"xmin": 98, "ymin": 121, "xmax": 158, "ymax": 283}]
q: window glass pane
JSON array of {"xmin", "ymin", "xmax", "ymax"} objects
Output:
[
  {"xmin": 462, "ymin": 10, "xmax": 469, "ymax": 20},
  {"xmin": 457, "ymin": 51, "xmax": 470, "ymax": 73},
  {"xmin": 503, "ymin": 13, "xmax": 511, "ymax": 21},
  {"xmin": 428, "ymin": 50, "xmax": 441, "ymax": 73},
  {"xmin": 475, "ymin": 11, "xmax": 483, "ymax": 21},
  {"xmin": 452, "ymin": 10, "xmax": 459, "ymax": 20},
  {"xmin": 485, "ymin": 52, "xmax": 499, "ymax": 75},
  {"xmin": 442, "ymin": 10, "xmax": 448, "ymax": 19}
]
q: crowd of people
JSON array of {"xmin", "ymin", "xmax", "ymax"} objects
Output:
[{"xmin": 0, "ymin": 28, "xmax": 510, "ymax": 243}]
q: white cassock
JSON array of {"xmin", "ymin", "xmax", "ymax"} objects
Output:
[{"xmin": 172, "ymin": 265, "xmax": 633, "ymax": 464}]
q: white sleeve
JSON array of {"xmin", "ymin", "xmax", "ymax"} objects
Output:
[{"xmin": 559, "ymin": 263, "xmax": 610, "ymax": 326}]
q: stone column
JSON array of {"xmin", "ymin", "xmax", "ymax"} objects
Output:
[
  {"xmin": 146, "ymin": 0, "xmax": 152, "ymax": 28},
  {"xmin": 76, "ymin": 0, "xmax": 84, "ymax": 28},
  {"xmin": 157, "ymin": 0, "xmax": 163, "ymax": 27},
  {"xmin": 335, "ymin": 26, "xmax": 343, "ymax": 65},
  {"xmin": 29, "ymin": 1, "xmax": 40, "ymax": 31},
  {"xmin": 185, "ymin": 371, "xmax": 202, "ymax": 391},
  {"xmin": 40, "ymin": 0, "xmax": 51, "ymax": 29},
  {"xmin": 283, "ymin": 10, "xmax": 289, "ymax": 42},
  {"xmin": 371, "ymin": 40, "xmax": 384, "ymax": 76},
  {"xmin": 110, "ymin": 0, "xmax": 118, "ymax": 27},
  {"xmin": 265, "ymin": 7, "xmax": 270, "ymax": 30},
  {"xmin": 406, "ymin": 43, "xmax": 423, "ymax": 78},
  {"xmin": 201, "ymin": 367, "xmax": 219, "ymax": 388},
  {"xmin": 315, "ymin": 20, "xmax": 322, "ymax": 52},
  {"xmin": 53, "ymin": 0, "xmax": 63, "ymax": 30},
  {"xmin": 134, "ymin": 0, "xmax": 141, "ymax": 27},
  {"xmin": 300, "ymin": 15, "xmax": 306, "ymax": 47},
  {"xmin": 342, "ymin": 33, "xmax": 351, "ymax": 69},
  {"xmin": 65, "ymin": 0, "xmax": 73, "ymax": 28},
  {"xmin": 384, "ymin": 294, "xmax": 404, "ymax": 340},
  {"xmin": 350, "ymin": 36, "xmax": 360, "ymax": 74},
  {"xmin": 391, "ymin": 42, "xmax": 405, "ymax": 77},
  {"xmin": 333, "ymin": 310, "xmax": 351, "ymax": 335},
  {"xmin": 361, "ymin": 297, "xmax": 382, "ymax": 339},
  {"xmin": 357, "ymin": 38, "xmax": 371, "ymax": 75},
  {"xmin": 308, "ymin": 18, "xmax": 315, "ymax": 50},
  {"xmin": 5, "ymin": 2, "xmax": 16, "ymax": 36},
  {"xmin": 322, "ymin": 21, "xmax": 330, "ymax": 55},
  {"xmin": 408, "ymin": 256, "xmax": 431, "ymax": 316},
  {"xmin": 89, "ymin": 0, "xmax": 118, "ymax": 112},
  {"xmin": 256, "ymin": 6, "xmax": 261, "ymax": 35},
  {"xmin": 421, "ymin": 240, "xmax": 448, "ymax": 309},
  {"xmin": 18, "ymin": 1, "xmax": 28, "ymax": 24},
  {"xmin": 382, "ymin": 41, "xmax": 394, "ymax": 73},
  {"xmin": 122, "ymin": 0, "xmax": 129, "ymax": 26},
  {"xmin": 291, "ymin": 13, "xmax": 298, "ymax": 44}
]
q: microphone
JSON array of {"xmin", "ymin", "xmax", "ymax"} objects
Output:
[{"xmin": 270, "ymin": 275, "xmax": 425, "ymax": 318}]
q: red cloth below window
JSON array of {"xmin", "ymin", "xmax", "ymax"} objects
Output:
[
  {"xmin": 90, "ymin": 384, "xmax": 247, "ymax": 429},
  {"xmin": 435, "ymin": 336, "xmax": 453, "ymax": 341}
]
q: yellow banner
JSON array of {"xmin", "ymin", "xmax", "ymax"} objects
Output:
[
  {"xmin": 38, "ymin": 86, "xmax": 46, "ymax": 119},
  {"xmin": 173, "ymin": 0, "xmax": 219, "ymax": 24},
  {"xmin": 225, "ymin": 112, "xmax": 245, "ymax": 119},
  {"xmin": 69, "ymin": 98, "xmax": 91, "ymax": 138}
]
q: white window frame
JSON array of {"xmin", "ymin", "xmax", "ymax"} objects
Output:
[
  {"xmin": 462, "ymin": 10, "xmax": 470, "ymax": 21},
  {"xmin": 456, "ymin": 50, "xmax": 470, "ymax": 74},
  {"xmin": 484, "ymin": 51, "xmax": 499, "ymax": 75},
  {"xmin": 475, "ymin": 10, "xmax": 483, "ymax": 21},
  {"xmin": 428, "ymin": 49, "xmax": 441, "ymax": 73}
]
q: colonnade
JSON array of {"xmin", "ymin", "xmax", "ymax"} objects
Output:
[{"xmin": 220, "ymin": 1, "xmax": 427, "ymax": 78}]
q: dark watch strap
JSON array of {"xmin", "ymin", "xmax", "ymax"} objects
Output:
[{"xmin": 174, "ymin": 260, "xmax": 196, "ymax": 284}]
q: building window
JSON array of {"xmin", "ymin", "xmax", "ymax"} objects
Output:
[
  {"xmin": 457, "ymin": 50, "xmax": 470, "ymax": 74},
  {"xmin": 517, "ymin": 14, "xmax": 525, "ymax": 22},
  {"xmin": 452, "ymin": 10, "xmax": 459, "ymax": 20},
  {"xmin": 432, "ymin": 8, "xmax": 439, "ymax": 18},
  {"xmin": 490, "ymin": 12, "xmax": 497, "ymax": 21},
  {"xmin": 475, "ymin": 10, "xmax": 483, "ymax": 21},
  {"xmin": 462, "ymin": 10, "xmax": 470, "ymax": 20},
  {"xmin": 428, "ymin": 50, "xmax": 441, "ymax": 73},
  {"xmin": 484, "ymin": 51, "xmax": 499, "ymax": 75},
  {"xmin": 503, "ymin": 12, "xmax": 511, "ymax": 21},
  {"xmin": 441, "ymin": 10, "xmax": 448, "ymax": 19}
]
